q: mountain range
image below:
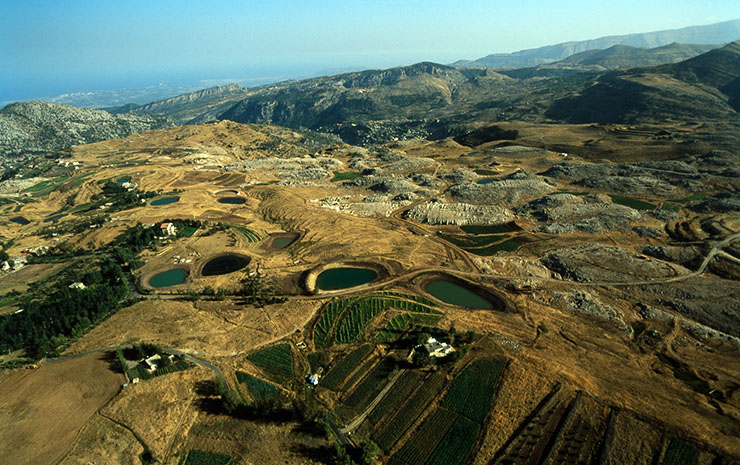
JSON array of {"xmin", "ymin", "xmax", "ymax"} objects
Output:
[
  {"xmin": 2, "ymin": 35, "xmax": 740, "ymax": 153},
  {"xmin": 453, "ymin": 18, "xmax": 740, "ymax": 69}
]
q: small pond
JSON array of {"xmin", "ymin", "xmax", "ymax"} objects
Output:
[
  {"xmin": 202, "ymin": 254, "xmax": 250, "ymax": 276},
  {"xmin": 115, "ymin": 177, "xmax": 131, "ymax": 184},
  {"xmin": 10, "ymin": 216, "xmax": 30, "ymax": 225},
  {"xmin": 217, "ymin": 196, "xmax": 246, "ymax": 205},
  {"xmin": 272, "ymin": 237, "xmax": 296, "ymax": 249},
  {"xmin": 425, "ymin": 279, "xmax": 493, "ymax": 309},
  {"xmin": 315, "ymin": 267, "xmax": 378, "ymax": 291},
  {"xmin": 476, "ymin": 178, "xmax": 494, "ymax": 185},
  {"xmin": 151, "ymin": 196, "xmax": 180, "ymax": 206},
  {"xmin": 148, "ymin": 269, "xmax": 187, "ymax": 288}
]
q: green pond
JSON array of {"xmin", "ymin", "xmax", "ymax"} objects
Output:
[
  {"xmin": 425, "ymin": 279, "xmax": 493, "ymax": 309},
  {"xmin": 272, "ymin": 236, "xmax": 297, "ymax": 249},
  {"xmin": 148, "ymin": 269, "xmax": 187, "ymax": 287},
  {"xmin": 151, "ymin": 196, "xmax": 180, "ymax": 206},
  {"xmin": 10, "ymin": 216, "xmax": 30, "ymax": 225},
  {"xmin": 476, "ymin": 178, "xmax": 494, "ymax": 185},
  {"xmin": 315, "ymin": 267, "xmax": 378, "ymax": 291}
]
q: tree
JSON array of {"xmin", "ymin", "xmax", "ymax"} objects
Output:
[
  {"xmin": 360, "ymin": 439, "xmax": 379, "ymax": 464},
  {"xmin": 416, "ymin": 332, "xmax": 431, "ymax": 346}
]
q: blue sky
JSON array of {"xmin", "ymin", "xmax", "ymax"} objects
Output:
[{"xmin": 1, "ymin": 0, "xmax": 739, "ymax": 102}]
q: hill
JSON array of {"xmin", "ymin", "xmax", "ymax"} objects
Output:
[
  {"xmin": 546, "ymin": 41, "xmax": 740, "ymax": 123},
  {"xmin": 0, "ymin": 101, "xmax": 173, "ymax": 156},
  {"xmin": 454, "ymin": 19, "xmax": 740, "ymax": 69},
  {"xmin": 106, "ymin": 83, "xmax": 248, "ymax": 124},
  {"xmin": 552, "ymin": 43, "xmax": 718, "ymax": 70}
]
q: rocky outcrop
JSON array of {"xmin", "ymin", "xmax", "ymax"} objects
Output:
[
  {"xmin": 0, "ymin": 101, "xmax": 172, "ymax": 155},
  {"xmin": 404, "ymin": 200, "xmax": 513, "ymax": 225}
]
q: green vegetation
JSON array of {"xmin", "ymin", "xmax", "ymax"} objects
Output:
[
  {"xmin": 0, "ymin": 259, "xmax": 128, "ymax": 358},
  {"xmin": 182, "ymin": 450, "xmax": 233, "ymax": 465},
  {"xmin": 246, "ymin": 343, "xmax": 294, "ymax": 381},
  {"xmin": 235, "ymin": 372, "xmax": 281, "ymax": 401},
  {"xmin": 423, "ymin": 414, "xmax": 480, "ymax": 465},
  {"xmin": 376, "ymin": 314, "xmax": 442, "ymax": 343},
  {"xmin": 394, "ymin": 408, "xmax": 458, "ymax": 465},
  {"xmin": 316, "ymin": 295, "xmax": 441, "ymax": 347},
  {"xmin": 367, "ymin": 370, "xmax": 425, "ymax": 425},
  {"xmin": 331, "ymin": 171, "xmax": 360, "ymax": 182},
  {"xmin": 344, "ymin": 358, "xmax": 397, "ymax": 410},
  {"xmin": 320, "ymin": 344, "xmax": 374, "ymax": 391},
  {"xmin": 668, "ymin": 192, "xmax": 706, "ymax": 203},
  {"xmin": 228, "ymin": 224, "xmax": 261, "ymax": 242},
  {"xmin": 609, "ymin": 194, "xmax": 656, "ymax": 211},
  {"xmin": 441, "ymin": 358, "xmax": 505, "ymax": 423},
  {"xmin": 374, "ymin": 372, "xmax": 446, "ymax": 451},
  {"xmin": 662, "ymin": 438, "xmax": 699, "ymax": 465},
  {"xmin": 460, "ymin": 224, "xmax": 517, "ymax": 234},
  {"xmin": 465, "ymin": 239, "xmax": 522, "ymax": 256},
  {"xmin": 314, "ymin": 298, "xmax": 356, "ymax": 348}
]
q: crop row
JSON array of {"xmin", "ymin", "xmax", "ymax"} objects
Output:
[
  {"xmin": 235, "ymin": 372, "xmax": 280, "ymax": 401},
  {"xmin": 368, "ymin": 370, "xmax": 426, "ymax": 425},
  {"xmin": 394, "ymin": 407, "xmax": 459, "ymax": 465},
  {"xmin": 376, "ymin": 314, "xmax": 442, "ymax": 342},
  {"xmin": 320, "ymin": 344, "xmax": 374, "ymax": 391},
  {"xmin": 423, "ymin": 414, "xmax": 481, "ymax": 465},
  {"xmin": 246, "ymin": 343, "xmax": 294, "ymax": 381},
  {"xmin": 182, "ymin": 450, "xmax": 233, "ymax": 465},
  {"xmin": 373, "ymin": 372, "xmax": 446, "ymax": 452},
  {"xmin": 663, "ymin": 438, "xmax": 699, "ymax": 465},
  {"xmin": 314, "ymin": 298, "xmax": 356, "ymax": 348},
  {"xmin": 441, "ymin": 358, "xmax": 505, "ymax": 423},
  {"xmin": 229, "ymin": 224, "xmax": 261, "ymax": 242},
  {"xmin": 343, "ymin": 357, "xmax": 397, "ymax": 410},
  {"xmin": 335, "ymin": 297, "xmax": 441, "ymax": 344}
]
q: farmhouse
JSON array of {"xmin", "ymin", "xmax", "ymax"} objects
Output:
[
  {"xmin": 423, "ymin": 337, "xmax": 455, "ymax": 358},
  {"xmin": 159, "ymin": 222, "xmax": 177, "ymax": 236}
]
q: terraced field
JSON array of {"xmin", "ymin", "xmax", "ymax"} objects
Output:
[
  {"xmin": 246, "ymin": 343, "xmax": 294, "ymax": 381},
  {"xmin": 343, "ymin": 357, "xmax": 397, "ymax": 410},
  {"xmin": 373, "ymin": 372, "xmax": 446, "ymax": 452},
  {"xmin": 320, "ymin": 344, "xmax": 374, "ymax": 391}
]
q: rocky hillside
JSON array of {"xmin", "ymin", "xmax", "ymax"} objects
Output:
[
  {"xmin": 0, "ymin": 101, "xmax": 173, "ymax": 156},
  {"xmin": 107, "ymin": 83, "xmax": 247, "ymax": 124},
  {"xmin": 454, "ymin": 19, "xmax": 740, "ymax": 69}
]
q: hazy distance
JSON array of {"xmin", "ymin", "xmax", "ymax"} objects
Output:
[{"xmin": 2, "ymin": 0, "xmax": 739, "ymax": 103}]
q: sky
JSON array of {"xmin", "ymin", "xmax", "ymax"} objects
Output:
[{"xmin": 1, "ymin": 0, "xmax": 739, "ymax": 103}]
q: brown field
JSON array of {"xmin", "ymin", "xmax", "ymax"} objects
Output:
[
  {"xmin": 0, "ymin": 353, "xmax": 124, "ymax": 465},
  {"xmin": 59, "ymin": 414, "xmax": 144, "ymax": 465}
]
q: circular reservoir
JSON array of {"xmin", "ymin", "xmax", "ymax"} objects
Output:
[
  {"xmin": 10, "ymin": 216, "xmax": 30, "ymax": 225},
  {"xmin": 201, "ymin": 254, "xmax": 250, "ymax": 276},
  {"xmin": 148, "ymin": 269, "xmax": 187, "ymax": 288},
  {"xmin": 315, "ymin": 267, "xmax": 378, "ymax": 291},
  {"xmin": 217, "ymin": 196, "xmax": 246, "ymax": 205},
  {"xmin": 425, "ymin": 279, "xmax": 494, "ymax": 310},
  {"xmin": 151, "ymin": 196, "xmax": 180, "ymax": 206}
]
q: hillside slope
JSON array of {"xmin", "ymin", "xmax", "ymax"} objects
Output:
[
  {"xmin": 546, "ymin": 41, "xmax": 740, "ymax": 123},
  {"xmin": 0, "ymin": 101, "xmax": 173, "ymax": 155}
]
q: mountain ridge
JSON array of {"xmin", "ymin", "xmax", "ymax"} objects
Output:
[{"xmin": 454, "ymin": 19, "xmax": 740, "ymax": 69}]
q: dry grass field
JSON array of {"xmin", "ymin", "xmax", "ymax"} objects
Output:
[{"xmin": 0, "ymin": 354, "xmax": 123, "ymax": 465}]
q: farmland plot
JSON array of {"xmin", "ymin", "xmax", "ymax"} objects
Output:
[
  {"xmin": 441, "ymin": 358, "xmax": 505, "ymax": 423},
  {"xmin": 343, "ymin": 357, "xmax": 397, "ymax": 410},
  {"xmin": 182, "ymin": 449, "xmax": 233, "ymax": 465},
  {"xmin": 663, "ymin": 438, "xmax": 699, "ymax": 465},
  {"xmin": 246, "ymin": 343, "xmax": 294, "ymax": 381},
  {"xmin": 374, "ymin": 372, "xmax": 446, "ymax": 452},
  {"xmin": 235, "ymin": 372, "xmax": 280, "ymax": 401},
  {"xmin": 394, "ymin": 407, "xmax": 459, "ymax": 465},
  {"xmin": 320, "ymin": 344, "xmax": 374, "ymax": 390},
  {"xmin": 368, "ymin": 370, "xmax": 426, "ymax": 425},
  {"xmin": 423, "ymin": 415, "xmax": 480, "ymax": 465},
  {"xmin": 314, "ymin": 298, "xmax": 356, "ymax": 348}
]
